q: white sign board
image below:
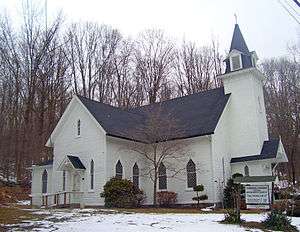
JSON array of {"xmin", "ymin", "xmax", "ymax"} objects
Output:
[{"xmin": 245, "ymin": 185, "xmax": 270, "ymax": 209}]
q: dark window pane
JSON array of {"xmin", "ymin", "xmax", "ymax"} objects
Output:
[
  {"xmin": 186, "ymin": 159, "xmax": 197, "ymax": 188},
  {"xmin": 91, "ymin": 160, "xmax": 94, "ymax": 189},
  {"xmin": 62, "ymin": 170, "xmax": 66, "ymax": 191},
  {"xmin": 77, "ymin": 120, "xmax": 81, "ymax": 136},
  {"xmin": 42, "ymin": 170, "xmax": 48, "ymax": 194},
  {"xmin": 116, "ymin": 160, "xmax": 123, "ymax": 179},
  {"xmin": 158, "ymin": 163, "xmax": 167, "ymax": 190},
  {"xmin": 244, "ymin": 165, "xmax": 249, "ymax": 176},
  {"xmin": 187, "ymin": 172, "xmax": 196, "ymax": 188},
  {"xmin": 133, "ymin": 163, "xmax": 139, "ymax": 188}
]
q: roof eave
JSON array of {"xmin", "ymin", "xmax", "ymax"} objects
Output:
[{"xmin": 107, "ymin": 132, "xmax": 215, "ymax": 144}]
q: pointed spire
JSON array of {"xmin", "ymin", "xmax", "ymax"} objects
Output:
[{"xmin": 229, "ymin": 24, "xmax": 250, "ymax": 54}]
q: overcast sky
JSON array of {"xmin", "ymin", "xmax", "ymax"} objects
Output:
[{"xmin": 1, "ymin": 0, "xmax": 300, "ymax": 59}]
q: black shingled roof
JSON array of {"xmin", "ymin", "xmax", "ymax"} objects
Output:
[
  {"xmin": 78, "ymin": 87, "xmax": 230, "ymax": 143},
  {"xmin": 224, "ymin": 24, "xmax": 254, "ymax": 74},
  {"xmin": 234, "ymin": 176, "xmax": 276, "ymax": 183},
  {"xmin": 229, "ymin": 24, "xmax": 250, "ymax": 55},
  {"xmin": 230, "ymin": 139, "xmax": 280, "ymax": 163},
  {"xmin": 67, "ymin": 155, "xmax": 86, "ymax": 169},
  {"xmin": 37, "ymin": 159, "xmax": 53, "ymax": 166}
]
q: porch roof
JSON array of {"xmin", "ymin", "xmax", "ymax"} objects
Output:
[
  {"xmin": 67, "ymin": 155, "xmax": 86, "ymax": 170},
  {"xmin": 234, "ymin": 175, "xmax": 276, "ymax": 184},
  {"xmin": 230, "ymin": 139, "xmax": 280, "ymax": 163}
]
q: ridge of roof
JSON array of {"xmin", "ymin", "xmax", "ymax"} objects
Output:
[{"xmin": 128, "ymin": 87, "xmax": 226, "ymax": 111}]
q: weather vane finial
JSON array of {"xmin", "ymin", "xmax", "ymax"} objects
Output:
[{"xmin": 234, "ymin": 13, "xmax": 238, "ymax": 24}]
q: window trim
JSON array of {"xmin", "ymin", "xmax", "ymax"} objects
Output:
[
  {"xmin": 244, "ymin": 165, "xmax": 249, "ymax": 176},
  {"xmin": 115, "ymin": 160, "xmax": 123, "ymax": 179},
  {"xmin": 230, "ymin": 54, "xmax": 243, "ymax": 71},
  {"xmin": 186, "ymin": 159, "xmax": 197, "ymax": 189},
  {"xmin": 62, "ymin": 170, "xmax": 66, "ymax": 191},
  {"xmin": 158, "ymin": 162, "xmax": 167, "ymax": 190},
  {"xmin": 42, "ymin": 169, "xmax": 48, "ymax": 194},
  {"xmin": 77, "ymin": 119, "xmax": 81, "ymax": 137},
  {"xmin": 90, "ymin": 159, "xmax": 94, "ymax": 190},
  {"xmin": 132, "ymin": 162, "xmax": 139, "ymax": 188}
]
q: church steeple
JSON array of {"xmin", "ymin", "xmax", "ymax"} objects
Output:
[
  {"xmin": 224, "ymin": 24, "xmax": 258, "ymax": 74},
  {"xmin": 219, "ymin": 23, "xmax": 268, "ymax": 157},
  {"xmin": 230, "ymin": 24, "xmax": 250, "ymax": 54}
]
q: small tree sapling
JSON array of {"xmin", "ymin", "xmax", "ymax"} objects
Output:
[{"xmin": 192, "ymin": 184, "xmax": 208, "ymax": 208}]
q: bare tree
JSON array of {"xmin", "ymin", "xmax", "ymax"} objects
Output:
[
  {"xmin": 65, "ymin": 23, "xmax": 121, "ymax": 102},
  {"xmin": 0, "ymin": 5, "xmax": 70, "ymax": 183},
  {"xmin": 174, "ymin": 40, "xmax": 223, "ymax": 97},
  {"xmin": 134, "ymin": 29, "xmax": 175, "ymax": 104},
  {"xmin": 261, "ymin": 57, "xmax": 300, "ymax": 184},
  {"xmin": 127, "ymin": 106, "xmax": 188, "ymax": 205}
]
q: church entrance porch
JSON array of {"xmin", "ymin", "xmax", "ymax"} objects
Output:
[{"xmin": 49, "ymin": 155, "xmax": 87, "ymax": 207}]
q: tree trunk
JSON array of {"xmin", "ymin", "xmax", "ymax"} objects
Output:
[{"xmin": 153, "ymin": 172, "xmax": 157, "ymax": 207}]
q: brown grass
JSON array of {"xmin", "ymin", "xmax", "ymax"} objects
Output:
[
  {"xmin": 0, "ymin": 206, "xmax": 37, "ymax": 224},
  {"xmin": 112, "ymin": 207, "xmax": 204, "ymax": 214},
  {"xmin": 0, "ymin": 186, "xmax": 30, "ymax": 204},
  {"xmin": 110, "ymin": 207, "xmax": 265, "ymax": 214}
]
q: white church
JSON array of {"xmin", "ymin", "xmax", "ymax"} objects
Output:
[{"xmin": 30, "ymin": 24, "xmax": 288, "ymax": 207}]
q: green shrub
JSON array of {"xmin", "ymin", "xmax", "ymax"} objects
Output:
[
  {"xmin": 262, "ymin": 209, "xmax": 298, "ymax": 232},
  {"xmin": 192, "ymin": 184, "xmax": 208, "ymax": 208},
  {"xmin": 223, "ymin": 174, "xmax": 244, "ymax": 209},
  {"xmin": 223, "ymin": 179, "xmax": 235, "ymax": 208},
  {"xmin": 101, "ymin": 177, "xmax": 145, "ymax": 208},
  {"xmin": 192, "ymin": 195, "xmax": 208, "ymax": 201},
  {"xmin": 157, "ymin": 191, "xmax": 177, "ymax": 207},
  {"xmin": 222, "ymin": 209, "xmax": 244, "ymax": 224},
  {"xmin": 193, "ymin": 185, "xmax": 204, "ymax": 192},
  {"xmin": 232, "ymin": 173, "xmax": 243, "ymax": 179}
]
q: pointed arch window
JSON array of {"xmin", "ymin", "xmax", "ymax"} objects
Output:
[
  {"xmin": 77, "ymin": 119, "xmax": 81, "ymax": 136},
  {"xmin": 116, "ymin": 160, "xmax": 123, "ymax": 179},
  {"xmin": 158, "ymin": 162, "xmax": 167, "ymax": 190},
  {"xmin": 90, "ymin": 160, "xmax": 94, "ymax": 190},
  {"xmin": 244, "ymin": 165, "xmax": 249, "ymax": 176},
  {"xmin": 62, "ymin": 170, "xmax": 66, "ymax": 191},
  {"xmin": 187, "ymin": 159, "xmax": 197, "ymax": 188},
  {"xmin": 133, "ymin": 163, "xmax": 139, "ymax": 188},
  {"xmin": 42, "ymin": 170, "xmax": 48, "ymax": 194}
]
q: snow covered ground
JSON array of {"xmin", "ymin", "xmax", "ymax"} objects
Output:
[{"xmin": 4, "ymin": 208, "xmax": 300, "ymax": 232}]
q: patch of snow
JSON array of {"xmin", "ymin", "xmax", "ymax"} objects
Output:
[
  {"xmin": 201, "ymin": 208, "xmax": 213, "ymax": 212},
  {"xmin": 4, "ymin": 208, "xmax": 300, "ymax": 232},
  {"xmin": 16, "ymin": 200, "xmax": 30, "ymax": 206},
  {"xmin": 0, "ymin": 174, "xmax": 16, "ymax": 183}
]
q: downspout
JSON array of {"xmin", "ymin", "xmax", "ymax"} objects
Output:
[{"xmin": 208, "ymin": 135, "xmax": 216, "ymax": 205}]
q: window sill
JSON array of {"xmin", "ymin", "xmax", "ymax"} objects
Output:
[
  {"xmin": 75, "ymin": 136, "xmax": 81, "ymax": 139},
  {"xmin": 88, "ymin": 190, "xmax": 95, "ymax": 193}
]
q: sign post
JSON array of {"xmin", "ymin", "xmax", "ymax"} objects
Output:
[{"xmin": 245, "ymin": 185, "xmax": 270, "ymax": 209}]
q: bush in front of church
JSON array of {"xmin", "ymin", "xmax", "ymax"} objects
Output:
[
  {"xmin": 223, "ymin": 178, "xmax": 235, "ymax": 208},
  {"xmin": 262, "ymin": 209, "xmax": 298, "ymax": 232},
  {"xmin": 101, "ymin": 177, "xmax": 145, "ymax": 208},
  {"xmin": 157, "ymin": 191, "xmax": 177, "ymax": 207},
  {"xmin": 223, "ymin": 173, "xmax": 244, "ymax": 209}
]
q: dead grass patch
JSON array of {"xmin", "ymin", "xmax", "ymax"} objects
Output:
[
  {"xmin": 220, "ymin": 220, "xmax": 268, "ymax": 232},
  {"xmin": 0, "ymin": 206, "xmax": 44, "ymax": 225},
  {"xmin": 110, "ymin": 207, "xmax": 265, "ymax": 214},
  {"xmin": 112, "ymin": 207, "xmax": 204, "ymax": 214}
]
